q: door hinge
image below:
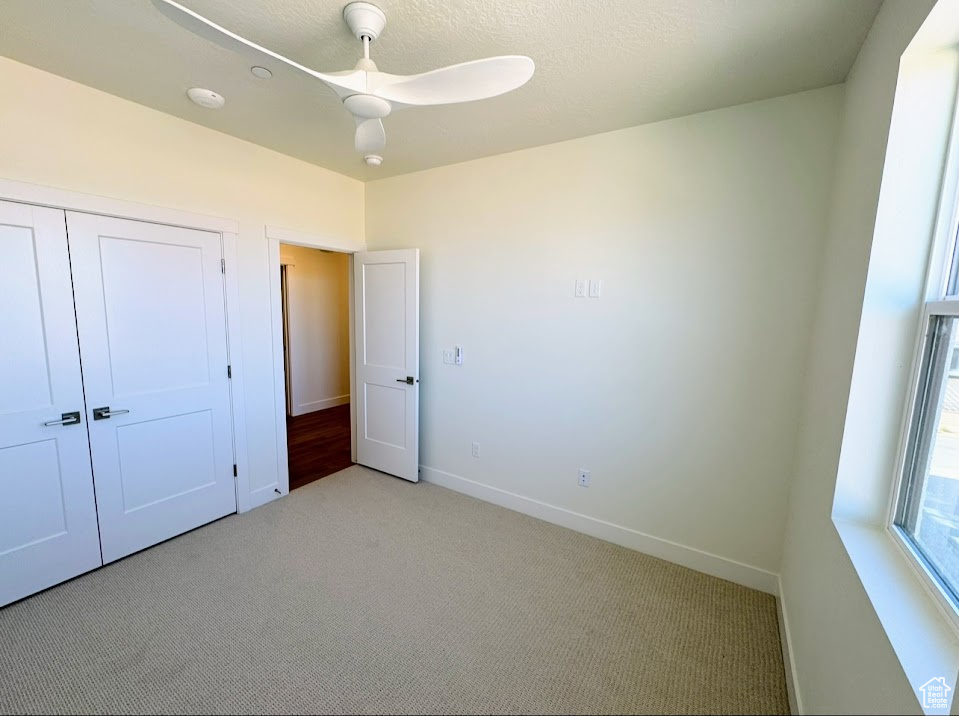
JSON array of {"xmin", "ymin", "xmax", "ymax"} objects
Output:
[
  {"xmin": 221, "ymin": 258, "xmax": 226, "ymax": 274},
  {"xmin": 227, "ymin": 364, "xmax": 232, "ymax": 379},
  {"xmin": 233, "ymin": 464, "xmax": 237, "ymax": 478}
]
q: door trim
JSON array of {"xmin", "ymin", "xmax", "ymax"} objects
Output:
[
  {"xmin": 0, "ymin": 180, "xmax": 250, "ymax": 515},
  {"xmin": 280, "ymin": 264, "xmax": 294, "ymax": 418},
  {"xmin": 0, "ymin": 177, "xmax": 237, "ymax": 234},
  {"xmin": 266, "ymin": 225, "xmax": 365, "ymax": 505},
  {"xmin": 222, "ymin": 232, "xmax": 251, "ymax": 513}
]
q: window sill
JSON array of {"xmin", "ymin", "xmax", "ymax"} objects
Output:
[{"xmin": 834, "ymin": 517, "xmax": 959, "ymax": 714}]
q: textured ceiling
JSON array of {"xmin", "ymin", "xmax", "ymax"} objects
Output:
[{"xmin": 0, "ymin": 0, "xmax": 881, "ymax": 181}]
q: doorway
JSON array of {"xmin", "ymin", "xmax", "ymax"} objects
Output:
[
  {"xmin": 279, "ymin": 243, "xmax": 354, "ymax": 490},
  {"xmin": 268, "ymin": 229, "xmax": 420, "ymax": 494}
]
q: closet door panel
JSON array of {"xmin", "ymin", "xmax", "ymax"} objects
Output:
[
  {"xmin": 0, "ymin": 201, "xmax": 102, "ymax": 607},
  {"xmin": 67, "ymin": 212, "xmax": 236, "ymax": 563}
]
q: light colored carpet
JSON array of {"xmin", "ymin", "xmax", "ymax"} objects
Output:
[{"xmin": 0, "ymin": 466, "xmax": 787, "ymax": 715}]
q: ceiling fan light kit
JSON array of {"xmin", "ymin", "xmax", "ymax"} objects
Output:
[{"xmin": 154, "ymin": 0, "xmax": 535, "ymax": 167}]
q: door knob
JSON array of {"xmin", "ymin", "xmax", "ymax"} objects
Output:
[
  {"xmin": 43, "ymin": 411, "xmax": 81, "ymax": 427},
  {"xmin": 93, "ymin": 407, "xmax": 130, "ymax": 421},
  {"xmin": 395, "ymin": 376, "xmax": 417, "ymax": 385}
]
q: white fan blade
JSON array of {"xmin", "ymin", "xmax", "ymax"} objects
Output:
[
  {"xmin": 371, "ymin": 56, "xmax": 534, "ymax": 106},
  {"xmin": 151, "ymin": 0, "xmax": 367, "ymax": 98},
  {"xmin": 355, "ymin": 118, "xmax": 386, "ymax": 153}
]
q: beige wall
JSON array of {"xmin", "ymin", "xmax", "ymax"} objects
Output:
[
  {"xmin": 366, "ymin": 85, "xmax": 843, "ymax": 577},
  {"xmin": 280, "ymin": 245, "xmax": 350, "ymax": 415},
  {"xmin": 779, "ymin": 1, "xmax": 939, "ymax": 714},
  {"xmin": 4, "ymin": 28, "xmax": 943, "ymax": 710},
  {"xmin": 0, "ymin": 56, "xmax": 364, "ymax": 494}
]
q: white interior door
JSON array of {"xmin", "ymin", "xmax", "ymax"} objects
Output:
[
  {"xmin": 353, "ymin": 249, "xmax": 420, "ymax": 481},
  {"xmin": 67, "ymin": 212, "xmax": 236, "ymax": 563},
  {"xmin": 0, "ymin": 201, "xmax": 102, "ymax": 606}
]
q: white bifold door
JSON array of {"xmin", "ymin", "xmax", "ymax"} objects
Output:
[
  {"xmin": 0, "ymin": 203, "xmax": 237, "ymax": 606},
  {"xmin": 0, "ymin": 202, "xmax": 102, "ymax": 605},
  {"xmin": 67, "ymin": 213, "xmax": 236, "ymax": 564},
  {"xmin": 353, "ymin": 249, "xmax": 420, "ymax": 482}
]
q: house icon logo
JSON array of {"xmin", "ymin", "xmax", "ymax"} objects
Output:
[{"xmin": 920, "ymin": 677, "xmax": 951, "ymax": 710}]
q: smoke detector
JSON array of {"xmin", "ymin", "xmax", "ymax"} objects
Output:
[
  {"xmin": 364, "ymin": 154, "xmax": 383, "ymax": 167},
  {"xmin": 186, "ymin": 87, "xmax": 225, "ymax": 109}
]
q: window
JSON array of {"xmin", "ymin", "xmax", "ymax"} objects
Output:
[{"xmin": 895, "ymin": 245, "xmax": 959, "ymax": 610}]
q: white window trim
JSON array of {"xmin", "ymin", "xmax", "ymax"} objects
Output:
[
  {"xmin": 832, "ymin": 518, "xmax": 959, "ymax": 712},
  {"xmin": 889, "ymin": 522, "xmax": 959, "ymax": 637},
  {"xmin": 884, "ymin": 300, "xmax": 959, "ymax": 638},
  {"xmin": 883, "ymin": 78, "xmax": 959, "ymax": 640},
  {"xmin": 828, "ymin": 9, "xmax": 959, "ymax": 711}
]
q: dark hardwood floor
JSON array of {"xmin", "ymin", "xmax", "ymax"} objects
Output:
[{"xmin": 287, "ymin": 403, "xmax": 353, "ymax": 491}]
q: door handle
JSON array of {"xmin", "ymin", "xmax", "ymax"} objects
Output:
[
  {"xmin": 43, "ymin": 411, "xmax": 81, "ymax": 427},
  {"xmin": 93, "ymin": 407, "xmax": 130, "ymax": 421},
  {"xmin": 396, "ymin": 377, "xmax": 417, "ymax": 385}
]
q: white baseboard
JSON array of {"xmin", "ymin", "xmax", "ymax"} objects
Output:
[
  {"xmin": 777, "ymin": 578, "xmax": 803, "ymax": 714},
  {"xmin": 418, "ymin": 465, "xmax": 779, "ymax": 595},
  {"xmin": 292, "ymin": 394, "xmax": 350, "ymax": 416}
]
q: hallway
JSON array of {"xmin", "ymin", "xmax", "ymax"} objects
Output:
[{"xmin": 287, "ymin": 403, "xmax": 353, "ymax": 491}]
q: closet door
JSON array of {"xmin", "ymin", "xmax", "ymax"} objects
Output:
[
  {"xmin": 67, "ymin": 213, "xmax": 237, "ymax": 564},
  {"xmin": 0, "ymin": 201, "xmax": 102, "ymax": 606}
]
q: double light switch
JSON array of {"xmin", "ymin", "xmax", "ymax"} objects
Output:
[{"xmin": 575, "ymin": 280, "xmax": 602, "ymax": 298}]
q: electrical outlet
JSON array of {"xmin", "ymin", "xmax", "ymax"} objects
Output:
[
  {"xmin": 578, "ymin": 469, "xmax": 591, "ymax": 487},
  {"xmin": 443, "ymin": 349, "xmax": 454, "ymax": 364},
  {"xmin": 574, "ymin": 279, "xmax": 587, "ymax": 298},
  {"xmin": 472, "ymin": 442, "xmax": 481, "ymax": 458}
]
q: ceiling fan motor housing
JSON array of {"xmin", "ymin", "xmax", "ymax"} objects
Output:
[
  {"xmin": 344, "ymin": 93, "xmax": 392, "ymax": 119},
  {"xmin": 154, "ymin": 0, "xmax": 535, "ymax": 169},
  {"xmin": 343, "ymin": 2, "xmax": 386, "ymax": 41}
]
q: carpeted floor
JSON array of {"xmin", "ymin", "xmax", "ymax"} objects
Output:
[{"xmin": 0, "ymin": 466, "xmax": 788, "ymax": 715}]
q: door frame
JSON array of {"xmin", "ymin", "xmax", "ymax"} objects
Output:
[
  {"xmin": 0, "ymin": 178, "xmax": 252, "ymax": 511},
  {"xmin": 266, "ymin": 225, "xmax": 366, "ymax": 501},
  {"xmin": 279, "ymin": 263, "xmax": 294, "ymax": 417}
]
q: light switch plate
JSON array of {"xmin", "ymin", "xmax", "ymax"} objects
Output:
[
  {"xmin": 455, "ymin": 346, "xmax": 464, "ymax": 365},
  {"xmin": 589, "ymin": 280, "xmax": 602, "ymax": 298},
  {"xmin": 575, "ymin": 279, "xmax": 587, "ymax": 297},
  {"xmin": 443, "ymin": 349, "xmax": 454, "ymax": 364}
]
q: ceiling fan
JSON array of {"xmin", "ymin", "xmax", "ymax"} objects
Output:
[{"xmin": 153, "ymin": 0, "xmax": 535, "ymax": 167}]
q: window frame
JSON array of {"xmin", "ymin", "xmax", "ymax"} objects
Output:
[
  {"xmin": 887, "ymin": 101, "xmax": 959, "ymax": 635},
  {"xmin": 891, "ymin": 301, "xmax": 959, "ymax": 630},
  {"xmin": 894, "ymin": 309, "xmax": 957, "ymax": 530}
]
